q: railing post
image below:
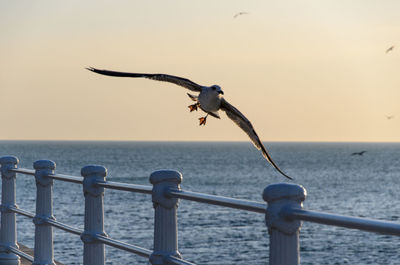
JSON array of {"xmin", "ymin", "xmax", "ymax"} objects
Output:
[
  {"xmin": 32, "ymin": 160, "xmax": 56, "ymax": 265},
  {"xmin": 149, "ymin": 170, "xmax": 182, "ymax": 265},
  {"xmin": 81, "ymin": 165, "xmax": 107, "ymax": 265},
  {"xmin": 0, "ymin": 156, "xmax": 20, "ymax": 265},
  {"xmin": 263, "ymin": 183, "xmax": 306, "ymax": 265}
]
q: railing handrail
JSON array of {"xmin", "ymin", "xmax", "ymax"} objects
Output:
[
  {"xmin": 94, "ymin": 234, "xmax": 152, "ymax": 258},
  {"xmin": 285, "ymin": 208, "xmax": 400, "ymax": 236},
  {"xmin": 164, "ymin": 255, "xmax": 197, "ymax": 265},
  {"xmin": 7, "ymin": 166, "xmax": 400, "ymax": 235},
  {"xmin": 8, "ymin": 246, "xmax": 34, "ymax": 263},
  {"xmin": 9, "ymin": 168, "xmax": 35, "ymax": 175},
  {"xmin": 1, "ymin": 157, "xmax": 400, "ymax": 265},
  {"xmin": 167, "ymin": 188, "xmax": 267, "ymax": 213},
  {"xmin": 10, "ymin": 168, "xmax": 83, "ymax": 183},
  {"xmin": 10, "ymin": 167, "xmax": 266, "ymax": 212},
  {"xmin": 95, "ymin": 180, "xmax": 152, "ymax": 194}
]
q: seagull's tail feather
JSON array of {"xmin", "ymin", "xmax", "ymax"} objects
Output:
[{"xmin": 260, "ymin": 144, "xmax": 293, "ymax": 180}]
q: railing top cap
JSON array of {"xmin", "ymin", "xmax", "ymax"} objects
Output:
[
  {"xmin": 150, "ymin": 169, "xmax": 182, "ymax": 185},
  {"xmin": 0, "ymin": 156, "xmax": 19, "ymax": 165},
  {"xmin": 263, "ymin": 183, "xmax": 307, "ymax": 202},
  {"xmin": 81, "ymin": 165, "xmax": 107, "ymax": 177},
  {"xmin": 33, "ymin": 160, "xmax": 56, "ymax": 170}
]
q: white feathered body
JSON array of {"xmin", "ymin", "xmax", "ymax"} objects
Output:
[{"xmin": 198, "ymin": 86, "xmax": 222, "ymax": 113}]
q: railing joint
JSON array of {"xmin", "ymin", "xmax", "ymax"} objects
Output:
[
  {"xmin": 33, "ymin": 215, "xmax": 56, "ymax": 226},
  {"xmin": 80, "ymin": 232, "xmax": 108, "ymax": 244},
  {"xmin": 164, "ymin": 186, "xmax": 181, "ymax": 199},
  {"xmin": 279, "ymin": 205, "xmax": 298, "ymax": 221},
  {"xmin": 82, "ymin": 166, "xmax": 106, "ymax": 197},
  {"xmin": 0, "ymin": 204, "xmax": 18, "ymax": 213},
  {"xmin": 93, "ymin": 179, "xmax": 107, "ymax": 187},
  {"xmin": 0, "ymin": 244, "xmax": 9, "ymax": 253}
]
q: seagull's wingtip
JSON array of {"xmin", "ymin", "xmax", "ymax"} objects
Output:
[
  {"xmin": 283, "ymin": 173, "xmax": 293, "ymax": 181},
  {"xmin": 86, "ymin": 67, "xmax": 95, "ymax": 72}
]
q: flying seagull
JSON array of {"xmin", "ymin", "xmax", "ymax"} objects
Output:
[
  {"xmin": 87, "ymin": 67, "xmax": 292, "ymax": 180},
  {"xmin": 386, "ymin": 46, "xmax": 394, "ymax": 53},
  {"xmin": 351, "ymin": 151, "xmax": 367, "ymax": 156},
  {"xmin": 234, "ymin": 12, "xmax": 249, "ymax": 18}
]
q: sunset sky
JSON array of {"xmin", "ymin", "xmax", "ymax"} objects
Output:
[{"xmin": 1, "ymin": 1, "xmax": 399, "ymax": 142}]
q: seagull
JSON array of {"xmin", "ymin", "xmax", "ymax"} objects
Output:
[
  {"xmin": 351, "ymin": 151, "xmax": 367, "ymax": 156},
  {"xmin": 233, "ymin": 12, "xmax": 249, "ymax": 18},
  {"xmin": 386, "ymin": 46, "xmax": 394, "ymax": 53},
  {"xmin": 87, "ymin": 67, "xmax": 292, "ymax": 180}
]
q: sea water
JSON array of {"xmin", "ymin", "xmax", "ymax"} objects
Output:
[{"xmin": 0, "ymin": 141, "xmax": 399, "ymax": 264}]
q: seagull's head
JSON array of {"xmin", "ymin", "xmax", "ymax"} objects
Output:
[{"xmin": 210, "ymin": 85, "xmax": 224, "ymax": 96}]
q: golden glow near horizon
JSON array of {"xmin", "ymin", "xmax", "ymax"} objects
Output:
[{"xmin": 1, "ymin": 1, "xmax": 399, "ymax": 142}]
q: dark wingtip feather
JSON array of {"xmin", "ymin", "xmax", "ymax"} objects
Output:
[
  {"xmin": 281, "ymin": 172, "xmax": 293, "ymax": 180},
  {"xmin": 271, "ymin": 160, "xmax": 293, "ymax": 180},
  {"xmin": 260, "ymin": 145, "xmax": 293, "ymax": 180},
  {"xmin": 273, "ymin": 163, "xmax": 293, "ymax": 180}
]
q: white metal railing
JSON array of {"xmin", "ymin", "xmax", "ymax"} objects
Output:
[{"xmin": 0, "ymin": 155, "xmax": 400, "ymax": 265}]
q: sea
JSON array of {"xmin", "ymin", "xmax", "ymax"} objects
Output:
[{"xmin": 0, "ymin": 141, "xmax": 399, "ymax": 265}]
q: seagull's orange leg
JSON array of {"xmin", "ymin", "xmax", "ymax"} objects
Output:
[
  {"xmin": 188, "ymin": 103, "xmax": 200, "ymax": 112},
  {"xmin": 199, "ymin": 114, "xmax": 209, "ymax": 126}
]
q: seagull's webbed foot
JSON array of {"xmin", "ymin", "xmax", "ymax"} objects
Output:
[
  {"xmin": 199, "ymin": 114, "xmax": 209, "ymax": 126},
  {"xmin": 188, "ymin": 103, "xmax": 200, "ymax": 112}
]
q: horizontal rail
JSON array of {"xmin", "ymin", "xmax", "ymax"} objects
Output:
[
  {"xmin": 46, "ymin": 219, "xmax": 83, "ymax": 236},
  {"xmin": 8, "ymin": 206, "xmax": 82, "ymax": 235},
  {"xmin": 285, "ymin": 208, "xmax": 400, "ymax": 236},
  {"xmin": 47, "ymin": 173, "xmax": 83, "ymax": 184},
  {"xmin": 167, "ymin": 189, "xmax": 267, "ymax": 214},
  {"xmin": 9, "ymin": 168, "xmax": 84, "ymax": 184},
  {"xmin": 94, "ymin": 234, "xmax": 152, "ymax": 258},
  {"xmin": 9, "ymin": 168, "xmax": 35, "ymax": 176},
  {"xmin": 165, "ymin": 255, "xmax": 197, "ymax": 265},
  {"xmin": 8, "ymin": 206, "xmax": 35, "ymax": 219},
  {"xmin": 8, "ymin": 246, "xmax": 34, "ymax": 262},
  {"xmin": 95, "ymin": 181, "xmax": 152, "ymax": 194}
]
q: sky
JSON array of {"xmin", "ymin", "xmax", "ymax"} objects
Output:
[{"xmin": 1, "ymin": 1, "xmax": 399, "ymax": 142}]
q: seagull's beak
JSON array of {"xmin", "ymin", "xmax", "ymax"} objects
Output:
[{"xmin": 218, "ymin": 90, "xmax": 224, "ymax": 95}]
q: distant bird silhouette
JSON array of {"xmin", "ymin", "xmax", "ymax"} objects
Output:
[
  {"xmin": 385, "ymin": 115, "xmax": 394, "ymax": 120},
  {"xmin": 87, "ymin": 67, "xmax": 292, "ymax": 180},
  {"xmin": 386, "ymin": 46, "xmax": 394, "ymax": 53},
  {"xmin": 351, "ymin": 151, "xmax": 367, "ymax": 156},
  {"xmin": 234, "ymin": 12, "xmax": 249, "ymax": 18}
]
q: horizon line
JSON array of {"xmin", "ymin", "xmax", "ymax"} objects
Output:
[{"xmin": 0, "ymin": 139, "xmax": 399, "ymax": 144}]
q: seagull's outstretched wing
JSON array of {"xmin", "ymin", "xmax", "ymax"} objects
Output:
[
  {"xmin": 386, "ymin": 46, "xmax": 394, "ymax": 53},
  {"xmin": 87, "ymin": 67, "xmax": 202, "ymax": 92},
  {"xmin": 234, "ymin": 12, "xmax": 248, "ymax": 18},
  {"xmin": 220, "ymin": 98, "xmax": 292, "ymax": 180},
  {"xmin": 351, "ymin": 150, "xmax": 367, "ymax": 156}
]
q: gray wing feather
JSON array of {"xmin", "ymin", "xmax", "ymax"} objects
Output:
[
  {"xmin": 220, "ymin": 99, "xmax": 262, "ymax": 149},
  {"xmin": 220, "ymin": 98, "xmax": 292, "ymax": 180},
  {"xmin": 87, "ymin": 67, "xmax": 202, "ymax": 92}
]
